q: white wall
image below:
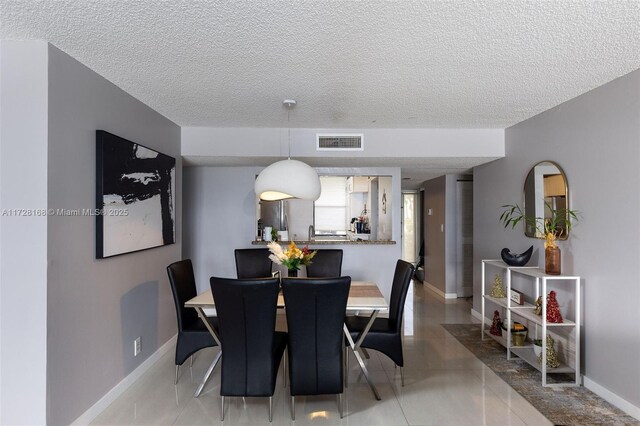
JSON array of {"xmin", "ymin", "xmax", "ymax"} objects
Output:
[
  {"xmin": 474, "ymin": 69, "xmax": 640, "ymax": 416},
  {"xmin": 182, "ymin": 127, "xmax": 504, "ymax": 159},
  {"xmin": 0, "ymin": 40, "xmax": 49, "ymax": 426},
  {"xmin": 183, "ymin": 166, "xmax": 403, "ymax": 299}
]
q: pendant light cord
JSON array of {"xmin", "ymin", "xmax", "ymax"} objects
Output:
[{"xmin": 287, "ymin": 104, "xmax": 291, "ymax": 159}]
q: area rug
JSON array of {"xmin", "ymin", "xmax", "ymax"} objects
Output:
[{"xmin": 442, "ymin": 324, "xmax": 639, "ymax": 426}]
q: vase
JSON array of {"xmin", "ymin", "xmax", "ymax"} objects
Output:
[
  {"xmin": 288, "ymin": 269, "xmax": 298, "ymax": 277},
  {"xmin": 545, "ymin": 246, "xmax": 561, "ymax": 275}
]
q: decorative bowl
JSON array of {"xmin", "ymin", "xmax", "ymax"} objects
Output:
[{"xmin": 501, "ymin": 245, "xmax": 534, "ymax": 266}]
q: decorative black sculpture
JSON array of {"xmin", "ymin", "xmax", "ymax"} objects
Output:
[{"xmin": 501, "ymin": 245, "xmax": 533, "ymax": 266}]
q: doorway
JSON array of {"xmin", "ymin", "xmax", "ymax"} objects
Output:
[{"xmin": 401, "ymin": 191, "xmax": 419, "ymax": 264}]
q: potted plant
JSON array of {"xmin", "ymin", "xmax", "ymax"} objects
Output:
[
  {"xmin": 533, "ymin": 339, "xmax": 543, "ymax": 357},
  {"xmin": 499, "ymin": 202, "xmax": 578, "ymax": 275}
]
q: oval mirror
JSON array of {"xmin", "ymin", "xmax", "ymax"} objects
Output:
[{"xmin": 523, "ymin": 161, "xmax": 569, "ymax": 239}]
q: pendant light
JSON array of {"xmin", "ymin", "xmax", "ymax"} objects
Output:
[{"xmin": 254, "ymin": 100, "xmax": 321, "ymax": 201}]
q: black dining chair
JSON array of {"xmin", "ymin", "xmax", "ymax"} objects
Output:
[
  {"xmin": 210, "ymin": 276, "xmax": 287, "ymax": 422},
  {"xmin": 234, "ymin": 248, "xmax": 273, "ymax": 278},
  {"xmin": 345, "ymin": 259, "xmax": 415, "ymax": 386},
  {"xmin": 167, "ymin": 259, "xmax": 218, "ymax": 384},
  {"xmin": 281, "ymin": 277, "xmax": 351, "ymax": 419},
  {"xmin": 305, "ymin": 249, "xmax": 343, "ymax": 278}
]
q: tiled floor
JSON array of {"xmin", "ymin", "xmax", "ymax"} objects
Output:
[{"xmin": 91, "ymin": 283, "xmax": 551, "ymax": 425}]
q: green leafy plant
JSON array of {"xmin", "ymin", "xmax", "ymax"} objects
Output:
[{"xmin": 499, "ymin": 202, "xmax": 579, "ymax": 248}]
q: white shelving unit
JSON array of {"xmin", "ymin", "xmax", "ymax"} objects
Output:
[{"xmin": 481, "ymin": 259, "xmax": 581, "ymax": 387}]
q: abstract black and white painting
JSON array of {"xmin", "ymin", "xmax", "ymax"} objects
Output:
[{"xmin": 96, "ymin": 130, "xmax": 175, "ymax": 258}]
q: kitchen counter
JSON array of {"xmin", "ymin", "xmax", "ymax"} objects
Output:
[{"xmin": 251, "ymin": 239, "xmax": 396, "ymax": 245}]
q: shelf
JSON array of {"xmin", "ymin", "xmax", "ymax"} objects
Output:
[
  {"xmin": 511, "ymin": 346, "xmax": 575, "ymax": 374},
  {"xmin": 481, "ymin": 259, "xmax": 581, "ymax": 387},
  {"xmin": 483, "ymin": 329, "xmax": 507, "ymax": 346},
  {"xmin": 482, "ymin": 259, "xmax": 539, "ymax": 271},
  {"xmin": 510, "ymin": 267, "xmax": 579, "ymax": 280},
  {"xmin": 511, "ymin": 307, "xmax": 575, "ymax": 327},
  {"xmin": 482, "ymin": 295, "xmax": 509, "ymax": 308},
  {"xmin": 483, "ymin": 294, "xmax": 535, "ymax": 310},
  {"xmin": 483, "ymin": 259, "xmax": 509, "ymax": 269},
  {"xmin": 481, "ymin": 260, "xmax": 578, "ymax": 280}
]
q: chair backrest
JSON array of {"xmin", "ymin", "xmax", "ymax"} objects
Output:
[
  {"xmin": 234, "ymin": 248, "xmax": 273, "ymax": 278},
  {"xmin": 281, "ymin": 277, "xmax": 351, "ymax": 396},
  {"xmin": 388, "ymin": 260, "xmax": 416, "ymax": 331},
  {"xmin": 210, "ymin": 276, "xmax": 280, "ymax": 396},
  {"xmin": 167, "ymin": 259, "xmax": 200, "ymax": 331},
  {"xmin": 305, "ymin": 249, "xmax": 343, "ymax": 278}
]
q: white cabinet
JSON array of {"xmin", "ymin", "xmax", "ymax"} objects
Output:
[
  {"xmin": 481, "ymin": 260, "xmax": 581, "ymax": 387},
  {"xmin": 346, "ymin": 176, "xmax": 369, "ymax": 193}
]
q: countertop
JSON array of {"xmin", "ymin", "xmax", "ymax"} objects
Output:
[{"xmin": 251, "ymin": 239, "xmax": 396, "ymax": 245}]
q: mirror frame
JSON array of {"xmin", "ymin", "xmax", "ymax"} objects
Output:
[{"xmin": 523, "ymin": 160, "xmax": 570, "ymax": 240}]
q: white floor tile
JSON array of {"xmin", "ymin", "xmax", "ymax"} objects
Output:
[{"xmin": 90, "ymin": 283, "xmax": 550, "ymax": 426}]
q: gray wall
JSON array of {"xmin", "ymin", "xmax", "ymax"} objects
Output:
[
  {"xmin": 0, "ymin": 40, "xmax": 49, "ymax": 426},
  {"xmin": 424, "ymin": 174, "xmax": 472, "ymax": 297},
  {"xmin": 46, "ymin": 44, "xmax": 182, "ymax": 425},
  {"xmin": 474, "ymin": 69, "xmax": 640, "ymax": 411},
  {"xmin": 423, "ymin": 176, "xmax": 446, "ymax": 293},
  {"xmin": 1, "ymin": 43, "xmax": 183, "ymax": 425},
  {"xmin": 183, "ymin": 166, "xmax": 403, "ymax": 299}
]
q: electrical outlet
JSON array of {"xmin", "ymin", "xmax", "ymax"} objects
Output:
[{"xmin": 134, "ymin": 337, "xmax": 141, "ymax": 357}]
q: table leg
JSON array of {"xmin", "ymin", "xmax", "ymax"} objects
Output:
[
  {"xmin": 194, "ymin": 350, "xmax": 221, "ymax": 397},
  {"xmin": 193, "ymin": 307, "xmax": 222, "ymax": 397},
  {"xmin": 343, "ymin": 310, "xmax": 381, "ymax": 400}
]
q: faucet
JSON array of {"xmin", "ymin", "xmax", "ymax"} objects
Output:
[{"xmin": 308, "ymin": 225, "xmax": 315, "ymax": 241}]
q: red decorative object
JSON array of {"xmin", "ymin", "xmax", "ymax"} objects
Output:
[
  {"xmin": 546, "ymin": 291, "xmax": 563, "ymax": 323},
  {"xmin": 489, "ymin": 310, "xmax": 503, "ymax": 336}
]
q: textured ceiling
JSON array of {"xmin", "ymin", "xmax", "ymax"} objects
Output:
[{"xmin": 2, "ymin": 1, "xmax": 640, "ymax": 128}]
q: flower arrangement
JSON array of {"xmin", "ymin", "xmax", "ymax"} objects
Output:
[{"xmin": 267, "ymin": 241, "xmax": 317, "ymax": 271}]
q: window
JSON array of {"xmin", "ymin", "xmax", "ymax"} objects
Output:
[{"xmin": 314, "ymin": 176, "xmax": 347, "ymax": 235}]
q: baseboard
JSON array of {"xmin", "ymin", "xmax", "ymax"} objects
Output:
[
  {"xmin": 584, "ymin": 376, "xmax": 640, "ymax": 420},
  {"xmin": 470, "ymin": 308, "xmax": 483, "ymax": 321},
  {"xmin": 425, "ymin": 281, "xmax": 458, "ymax": 299},
  {"xmin": 457, "ymin": 286, "xmax": 473, "ymax": 298},
  {"xmin": 71, "ymin": 334, "xmax": 177, "ymax": 425}
]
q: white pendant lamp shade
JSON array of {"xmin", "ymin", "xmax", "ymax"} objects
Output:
[{"xmin": 255, "ymin": 159, "xmax": 321, "ymax": 201}]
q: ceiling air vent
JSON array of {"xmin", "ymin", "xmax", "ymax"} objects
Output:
[{"xmin": 316, "ymin": 134, "xmax": 364, "ymax": 151}]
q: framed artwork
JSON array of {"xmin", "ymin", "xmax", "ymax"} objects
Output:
[{"xmin": 96, "ymin": 130, "xmax": 176, "ymax": 258}]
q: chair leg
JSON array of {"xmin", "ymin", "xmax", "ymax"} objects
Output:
[
  {"xmin": 174, "ymin": 365, "xmax": 179, "ymax": 385},
  {"xmin": 283, "ymin": 350, "xmax": 287, "ymax": 388},
  {"xmin": 220, "ymin": 396, "xmax": 225, "ymax": 421},
  {"xmin": 400, "ymin": 366, "xmax": 405, "ymax": 387},
  {"xmin": 362, "ymin": 348, "xmax": 370, "ymax": 359},
  {"xmin": 337, "ymin": 393, "xmax": 344, "ymax": 419},
  {"xmin": 290, "ymin": 396, "xmax": 295, "ymax": 420},
  {"xmin": 269, "ymin": 396, "xmax": 273, "ymax": 422},
  {"xmin": 344, "ymin": 345, "xmax": 349, "ymax": 387}
]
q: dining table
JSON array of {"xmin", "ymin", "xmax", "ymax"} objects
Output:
[{"xmin": 185, "ymin": 280, "xmax": 388, "ymax": 400}]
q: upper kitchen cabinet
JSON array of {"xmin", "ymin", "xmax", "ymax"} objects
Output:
[{"xmin": 346, "ymin": 176, "xmax": 370, "ymax": 193}]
